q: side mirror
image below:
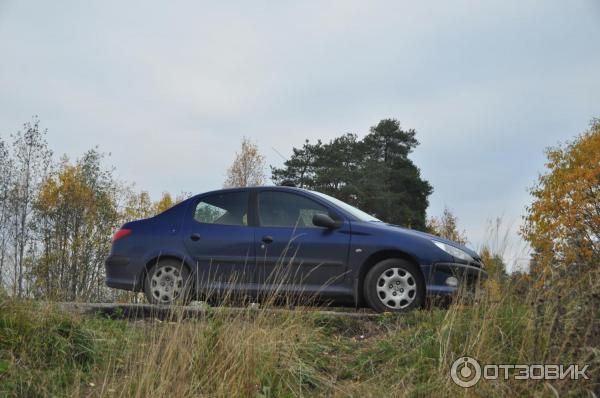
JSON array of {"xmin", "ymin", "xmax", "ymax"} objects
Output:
[{"xmin": 312, "ymin": 213, "xmax": 339, "ymax": 229}]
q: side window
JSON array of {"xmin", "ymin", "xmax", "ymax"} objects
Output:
[
  {"xmin": 258, "ymin": 191, "xmax": 330, "ymax": 228},
  {"xmin": 194, "ymin": 191, "xmax": 248, "ymax": 226}
]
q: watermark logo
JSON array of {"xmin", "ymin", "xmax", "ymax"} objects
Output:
[
  {"xmin": 451, "ymin": 356, "xmax": 481, "ymax": 387},
  {"xmin": 450, "ymin": 357, "xmax": 589, "ymax": 388}
]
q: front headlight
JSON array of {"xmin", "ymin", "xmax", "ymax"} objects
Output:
[{"xmin": 432, "ymin": 241, "xmax": 474, "ymax": 262}]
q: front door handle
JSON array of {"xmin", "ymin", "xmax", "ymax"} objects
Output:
[
  {"xmin": 261, "ymin": 235, "xmax": 273, "ymax": 244},
  {"xmin": 190, "ymin": 233, "xmax": 201, "ymax": 241}
]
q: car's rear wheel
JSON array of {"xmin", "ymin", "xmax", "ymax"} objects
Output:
[
  {"xmin": 144, "ymin": 259, "xmax": 192, "ymax": 305},
  {"xmin": 363, "ymin": 258, "xmax": 425, "ymax": 313}
]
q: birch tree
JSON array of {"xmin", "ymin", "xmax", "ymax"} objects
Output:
[
  {"xmin": 0, "ymin": 138, "xmax": 13, "ymax": 291},
  {"xmin": 8, "ymin": 118, "xmax": 51, "ymax": 297},
  {"xmin": 224, "ymin": 137, "xmax": 266, "ymax": 188}
]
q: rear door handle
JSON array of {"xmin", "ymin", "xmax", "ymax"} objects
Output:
[
  {"xmin": 261, "ymin": 235, "xmax": 273, "ymax": 244},
  {"xmin": 190, "ymin": 233, "xmax": 201, "ymax": 241}
]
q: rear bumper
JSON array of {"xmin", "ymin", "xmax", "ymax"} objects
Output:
[
  {"xmin": 105, "ymin": 255, "xmax": 143, "ymax": 291},
  {"xmin": 423, "ymin": 262, "xmax": 487, "ymax": 296}
]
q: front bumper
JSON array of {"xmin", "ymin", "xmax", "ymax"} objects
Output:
[{"xmin": 422, "ymin": 262, "xmax": 487, "ymax": 296}]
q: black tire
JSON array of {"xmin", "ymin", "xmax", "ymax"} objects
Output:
[
  {"xmin": 363, "ymin": 258, "xmax": 425, "ymax": 313},
  {"xmin": 144, "ymin": 259, "xmax": 193, "ymax": 305}
]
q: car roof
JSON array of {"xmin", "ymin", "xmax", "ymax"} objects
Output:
[{"xmin": 193, "ymin": 185, "xmax": 308, "ymax": 196}]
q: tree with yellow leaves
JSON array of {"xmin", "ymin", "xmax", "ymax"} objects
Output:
[
  {"xmin": 522, "ymin": 119, "xmax": 600, "ymax": 280},
  {"xmin": 32, "ymin": 150, "xmax": 119, "ymax": 300},
  {"xmin": 121, "ymin": 190, "xmax": 189, "ymax": 223},
  {"xmin": 153, "ymin": 192, "xmax": 175, "ymax": 214},
  {"xmin": 152, "ymin": 191, "xmax": 189, "ymax": 214},
  {"xmin": 224, "ymin": 137, "xmax": 266, "ymax": 188},
  {"xmin": 426, "ymin": 207, "xmax": 468, "ymax": 245},
  {"xmin": 121, "ymin": 190, "xmax": 154, "ymax": 222}
]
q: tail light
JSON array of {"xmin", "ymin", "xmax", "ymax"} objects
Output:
[{"xmin": 112, "ymin": 228, "xmax": 132, "ymax": 242}]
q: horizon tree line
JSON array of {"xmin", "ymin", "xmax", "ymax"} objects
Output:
[{"xmin": 2, "ymin": 115, "xmax": 592, "ymax": 302}]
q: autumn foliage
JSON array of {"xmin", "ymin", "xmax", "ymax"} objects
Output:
[
  {"xmin": 426, "ymin": 207, "xmax": 468, "ymax": 245},
  {"xmin": 224, "ymin": 137, "xmax": 266, "ymax": 188},
  {"xmin": 522, "ymin": 119, "xmax": 600, "ymax": 280},
  {"xmin": 32, "ymin": 153, "xmax": 119, "ymax": 300}
]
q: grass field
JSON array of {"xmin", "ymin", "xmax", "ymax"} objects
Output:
[{"xmin": 1, "ymin": 271, "xmax": 598, "ymax": 397}]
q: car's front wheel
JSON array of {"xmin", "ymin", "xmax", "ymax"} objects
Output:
[
  {"xmin": 144, "ymin": 259, "xmax": 192, "ymax": 305},
  {"xmin": 363, "ymin": 259, "xmax": 425, "ymax": 312}
]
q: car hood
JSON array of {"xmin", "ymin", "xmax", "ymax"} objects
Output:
[{"xmin": 366, "ymin": 222, "xmax": 481, "ymax": 260}]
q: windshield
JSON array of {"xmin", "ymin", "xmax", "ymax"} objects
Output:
[{"xmin": 310, "ymin": 191, "xmax": 381, "ymax": 222}]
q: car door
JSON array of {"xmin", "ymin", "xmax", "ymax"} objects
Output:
[
  {"xmin": 254, "ymin": 190, "xmax": 351, "ymax": 296},
  {"xmin": 182, "ymin": 190, "xmax": 256, "ymax": 293}
]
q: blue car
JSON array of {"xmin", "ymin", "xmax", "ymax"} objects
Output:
[{"xmin": 105, "ymin": 186, "xmax": 486, "ymax": 312}]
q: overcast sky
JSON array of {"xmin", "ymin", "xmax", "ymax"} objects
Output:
[{"xmin": 1, "ymin": 1, "xmax": 599, "ymax": 270}]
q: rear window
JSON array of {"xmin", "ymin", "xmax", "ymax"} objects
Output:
[{"xmin": 194, "ymin": 191, "xmax": 248, "ymax": 226}]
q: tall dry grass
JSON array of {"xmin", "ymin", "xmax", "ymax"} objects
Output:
[{"xmin": 1, "ymin": 220, "xmax": 598, "ymax": 397}]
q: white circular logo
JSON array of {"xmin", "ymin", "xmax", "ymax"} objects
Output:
[{"xmin": 451, "ymin": 356, "xmax": 481, "ymax": 387}]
